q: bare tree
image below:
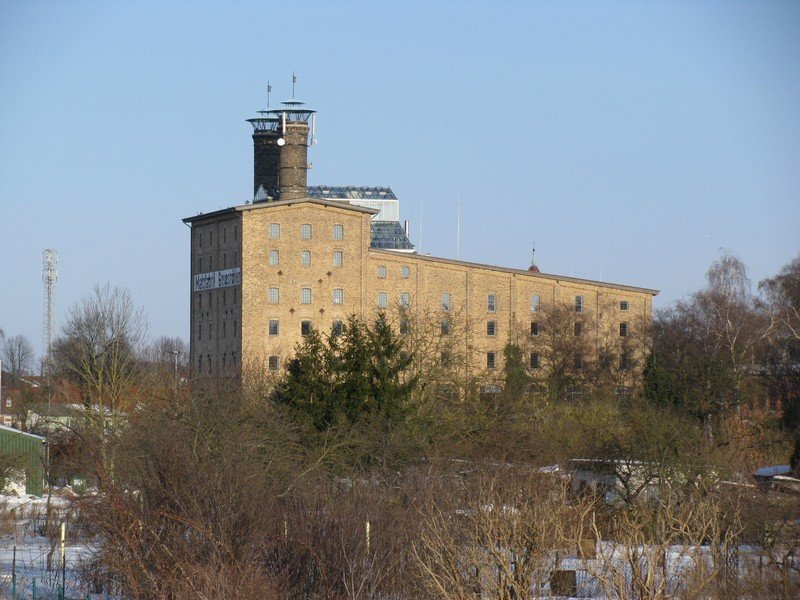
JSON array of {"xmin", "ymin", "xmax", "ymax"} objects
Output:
[
  {"xmin": 1, "ymin": 334, "xmax": 35, "ymax": 384},
  {"xmin": 51, "ymin": 284, "xmax": 147, "ymax": 470}
]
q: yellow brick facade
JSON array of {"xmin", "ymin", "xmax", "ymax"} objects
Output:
[{"xmin": 187, "ymin": 198, "xmax": 656, "ymax": 383}]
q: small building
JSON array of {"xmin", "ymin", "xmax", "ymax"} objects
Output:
[{"xmin": 0, "ymin": 424, "xmax": 45, "ymax": 496}]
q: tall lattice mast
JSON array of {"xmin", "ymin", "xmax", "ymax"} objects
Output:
[{"xmin": 42, "ymin": 249, "xmax": 58, "ymax": 374}]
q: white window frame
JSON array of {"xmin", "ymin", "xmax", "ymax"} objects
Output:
[
  {"xmin": 575, "ymin": 295, "xmax": 584, "ymax": 313},
  {"xmin": 377, "ymin": 266, "xmax": 387, "ymax": 278},
  {"xmin": 300, "ymin": 288, "xmax": 312, "ymax": 304},
  {"xmin": 487, "ymin": 293, "xmax": 497, "ymax": 313},
  {"xmin": 301, "ymin": 223, "xmax": 312, "ymax": 240},
  {"xmin": 269, "ymin": 223, "xmax": 280, "ymax": 240},
  {"xmin": 399, "ymin": 292, "xmax": 410, "ymax": 308},
  {"xmin": 268, "ymin": 287, "xmax": 280, "ymax": 304},
  {"xmin": 332, "ymin": 224, "xmax": 343, "ymax": 241},
  {"xmin": 269, "ymin": 250, "xmax": 279, "ymax": 266},
  {"xmin": 301, "ymin": 250, "xmax": 311, "ymax": 267},
  {"xmin": 441, "ymin": 292, "xmax": 451, "ymax": 312},
  {"xmin": 333, "ymin": 288, "xmax": 344, "ymax": 305},
  {"xmin": 531, "ymin": 294, "xmax": 540, "ymax": 312},
  {"xmin": 268, "ymin": 319, "xmax": 279, "ymax": 336},
  {"xmin": 333, "ymin": 250, "xmax": 343, "ymax": 268},
  {"xmin": 377, "ymin": 292, "xmax": 388, "ymax": 308}
]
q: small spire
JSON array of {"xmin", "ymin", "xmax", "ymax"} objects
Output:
[
  {"xmin": 529, "ymin": 243, "xmax": 540, "ymax": 273},
  {"xmin": 267, "ymin": 81, "xmax": 272, "ymax": 108},
  {"xmin": 292, "ymin": 71, "xmax": 297, "ymax": 99}
]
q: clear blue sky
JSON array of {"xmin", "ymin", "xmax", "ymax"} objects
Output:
[{"xmin": 1, "ymin": 0, "xmax": 798, "ymax": 358}]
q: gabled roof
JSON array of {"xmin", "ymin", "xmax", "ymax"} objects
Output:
[{"xmin": 182, "ymin": 196, "xmax": 378, "ymax": 224}]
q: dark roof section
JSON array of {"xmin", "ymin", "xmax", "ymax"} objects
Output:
[
  {"xmin": 307, "ymin": 186, "xmax": 397, "ymax": 200},
  {"xmin": 371, "ymin": 221, "xmax": 415, "ymax": 250}
]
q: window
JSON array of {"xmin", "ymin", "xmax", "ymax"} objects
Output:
[
  {"xmin": 269, "ymin": 320, "xmax": 279, "ymax": 336},
  {"xmin": 333, "ymin": 288, "xmax": 344, "ymax": 304},
  {"xmin": 269, "ymin": 287, "xmax": 280, "ymax": 304},
  {"xmin": 222, "ymin": 355, "xmax": 226, "ymax": 370},
  {"xmin": 531, "ymin": 294, "xmax": 540, "ymax": 312},
  {"xmin": 301, "ymin": 320, "xmax": 313, "ymax": 336},
  {"xmin": 620, "ymin": 300, "xmax": 629, "ymax": 311},
  {"xmin": 441, "ymin": 320, "xmax": 451, "ymax": 336},
  {"xmin": 232, "ymin": 352, "xmax": 236, "ymax": 366},
  {"xmin": 209, "ymin": 231, "xmax": 213, "ymax": 245},
  {"xmin": 198, "ymin": 231, "xmax": 203, "ymax": 248},
  {"xmin": 487, "ymin": 293, "xmax": 497, "ymax": 312},
  {"xmin": 233, "ymin": 320, "xmax": 237, "ymax": 336},
  {"xmin": 573, "ymin": 353, "xmax": 583, "ymax": 370},
  {"xmin": 332, "ymin": 320, "xmax": 344, "ymax": 336},
  {"xmin": 198, "ymin": 323, "xmax": 202, "ymax": 340},
  {"xmin": 222, "ymin": 321, "xmax": 226, "ymax": 338},
  {"xmin": 401, "ymin": 266, "xmax": 410, "ymax": 278},
  {"xmin": 300, "ymin": 288, "xmax": 312, "ymax": 304},
  {"xmin": 377, "ymin": 292, "xmax": 388, "ymax": 308},
  {"xmin": 223, "ymin": 227, "xmax": 226, "ymax": 244},
  {"xmin": 198, "ymin": 356, "xmax": 202, "ymax": 372},
  {"xmin": 233, "ymin": 289, "xmax": 237, "ymax": 304},
  {"xmin": 567, "ymin": 386, "xmax": 583, "ymax": 403},
  {"xmin": 269, "ymin": 250, "xmax": 279, "ymax": 266},
  {"xmin": 222, "ymin": 290, "xmax": 226, "ymax": 306},
  {"xmin": 268, "ymin": 356, "xmax": 280, "ymax": 371},
  {"xmin": 530, "ymin": 352, "xmax": 540, "ymax": 369},
  {"xmin": 619, "ymin": 322, "xmax": 628, "ymax": 337},
  {"xmin": 441, "ymin": 292, "xmax": 451, "ymax": 312},
  {"xmin": 199, "ymin": 257, "xmax": 203, "ymax": 271},
  {"xmin": 487, "ymin": 352, "xmax": 496, "ymax": 370},
  {"xmin": 574, "ymin": 322, "xmax": 582, "ymax": 336},
  {"xmin": 377, "ymin": 266, "xmax": 387, "ymax": 278},
  {"xmin": 399, "ymin": 292, "xmax": 410, "ymax": 308},
  {"xmin": 620, "ymin": 353, "xmax": 630, "ymax": 370},
  {"xmin": 301, "ymin": 223, "xmax": 312, "ymax": 240},
  {"xmin": 487, "ymin": 321, "xmax": 496, "ymax": 336},
  {"xmin": 530, "ymin": 321, "xmax": 540, "ymax": 336},
  {"xmin": 234, "ymin": 225, "xmax": 237, "ymax": 241},
  {"xmin": 301, "ymin": 250, "xmax": 311, "ymax": 267},
  {"xmin": 440, "ymin": 352, "xmax": 451, "ymax": 368},
  {"xmin": 400, "ymin": 319, "xmax": 410, "ymax": 335},
  {"xmin": 332, "ymin": 224, "xmax": 343, "ymax": 240},
  {"xmin": 333, "ymin": 251, "xmax": 343, "ymax": 268},
  {"xmin": 575, "ymin": 295, "xmax": 584, "ymax": 313},
  {"xmin": 269, "ymin": 223, "xmax": 280, "ymax": 240}
]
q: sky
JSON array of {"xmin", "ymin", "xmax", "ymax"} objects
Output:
[{"xmin": 1, "ymin": 0, "xmax": 798, "ymax": 359}]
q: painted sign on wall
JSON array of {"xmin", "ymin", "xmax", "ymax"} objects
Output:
[{"xmin": 193, "ymin": 268, "xmax": 241, "ymax": 291}]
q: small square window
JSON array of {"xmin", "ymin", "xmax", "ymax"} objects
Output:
[
  {"xmin": 530, "ymin": 322, "xmax": 540, "ymax": 336},
  {"xmin": 574, "ymin": 322, "xmax": 582, "ymax": 336},
  {"xmin": 487, "ymin": 294, "xmax": 496, "ymax": 312},
  {"xmin": 531, "ymin": 294, "xmax": 540, "ymax": 312},
  {"xmin": 300, "ymin": 288, "xmax": 312, "ymax": 304},
  {"xmin": 399, "ymin": 292, "xmax": 410, "ymax": 308},
  {"xmin": 269, "ymin": 223, "xmax": 280, "ymax": 240},
  {"xmin": 332, "ymin": 320, "xmax": 344, "ymax": 336},
  {"xmin": 333, "ymin": 251, "xmax": 343, "ymax": 268},
  {"xmin": 377, "ymin": 266, "xmax": 387, "ymax": 278},
  {"xmin": 268, "ymin": 356, "xmax": 280, "ymax": 371},
  {"xmin": 620, "ymin": 300, "xmax": 629, "ymax": 311},
  {"xmin": 301, "ymin": 224, "xmax": 312, "ymax": 240},
  {"xmin": 301, "ymin": 320, "xmax": 313, "ymax": 336},
  {"xmin": 401, "ymin": 266, "xmax": 410, "ymax": 278},
  {"xmin": 575, "ymin": 295, "xmax": 584, "ymax": 313},
  {"xmin": 619, "ymin": 322, "xmax": 628, "ymax": 337},
  {"xmin": 269, "ymin": 320, "xmax": 279, "ymax": 336},
  {"xmin": 377, "ymin": 292, "xmax": 388, "ymax": 308},
  {"xmin": 269, "ymin": 250, "xmax": 279, "ymax": 266},
  {"xmin": 333, "ymin": 288, "xmax": 344, "ymax": 304},
  {"xmin": 301, "ymin": 251, "xmax": 311, "ymax": 267},
  {"xmin": 530, "ymin": 352, "xmax": 540, "ymax": 369},
  {"xmin": 441, "ymin": 320, "xmax": 451, "ymax": 336},
  {"xmin": 441, "ymin": 292, "xmax": 451, "ymax": 312},
  {"xmin": 332, "ymin": 224, "xmax": 343, "ymax": 240},
  {"xmin": 487, "ymin": 321, "xmax": 496, "ymax": 336},
  {"xmin": 400, "ymin": 319, "xmax": 410, "ymax": 335},
  {"xmin": 487, "ymin": 352, "xmax": 496, "ymax": 370},
  {"xmin": 268, "ymin": 287, "xmax": 280, "ymax": 304}
]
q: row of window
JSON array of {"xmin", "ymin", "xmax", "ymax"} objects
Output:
[
  {"xmin": 198, "ymin": 224, "xmax": 238, "ymax": 248},
  {"xmin": 435, "ymin": 293, "xmax": 629, "ymax": 314},
  {"xmin": 196, "ymin": 288, "xmax": 238, "ymax": 310},
  {"xmin": 198, "ymin": 352, "xmax": 237, "ymax": 373},
  {"xmin": 481, "ymin": 351, "xmax": 631, "ymax": 371},
  {"xmin": 268, "ymin": 223, "xmax": 344, "ymax": 241},
  {"xmin": 268, "ymin": 249, "xmax": 344, "ymax": 268},
  {"xmin": 197, "ymin": 319, "xmax": 238, "ymax": 341},
  {"xmin": 198, "ymin": 250, "xmax": 238, "ymax": 272},
  {"xmin": 376, "ymin": 265, "xmax": 412, "ymax": 278}
]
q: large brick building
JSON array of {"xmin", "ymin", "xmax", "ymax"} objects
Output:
[{"xmin": 183, "ymin": 99, "xmax": 657, "ymax": 387}]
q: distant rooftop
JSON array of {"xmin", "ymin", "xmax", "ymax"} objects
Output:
[
  {"xmin": 371, "ymin": 221, "xmax": 415, "ymax": 251},
  {"xmin": 307, "ymin": 186, "xmax": 397, "ymax": 200}
]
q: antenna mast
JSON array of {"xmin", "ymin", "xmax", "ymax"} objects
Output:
[
  {"xmin": 42, "ymin": 249, "xmax": 58, "ymax": 375},
  {"xmin": 456, "ymin": 194, "xmax": 461, "ymax": 260}
]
